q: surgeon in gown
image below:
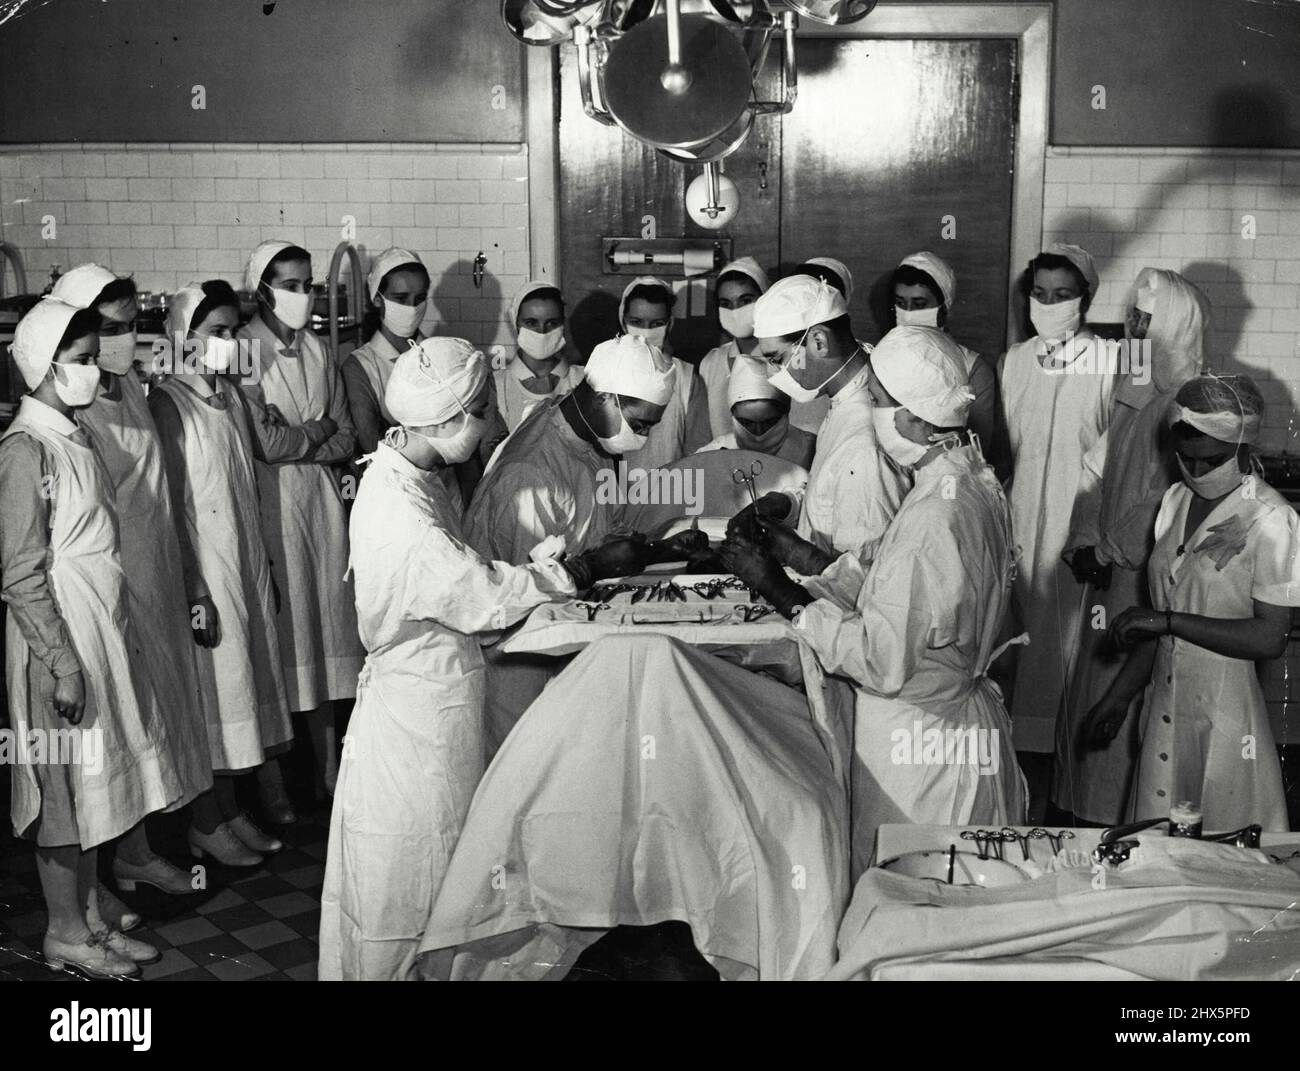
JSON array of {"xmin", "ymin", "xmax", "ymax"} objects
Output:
[
  {"xmin": 999, "ymin": 243, "xmax": 1114, "ymax": 755},
  {"xmin": 1054, "ymin": 269, "xmax": 1209, "ymax": 824},
  {"xmin": 1085, "ymin": 375, "xmax": 1293, "ymax": 833},
  {"xmin": 464, "ymin": 334, "xmax": 700, "ymax": 750},
  {"xmin": 319, "ymin": 338, "xmax": 645, "ymax": 980},
  {"xmin": 49, "ymin": 265, "xmax": 212, "ymax": 907},
  {"xmin": 614, "ymin": 276, "xmax": 712, "ymax": 471},
  {"xmin": 238, "ymin": 240, "xmax": 365, "ymax": 811},
  {"xmin": 730, "ymin": 274, "xmax": 908, "ymax": 567},
  {"xmin": 695, "ymin": 355, "xmax": 816, "ymax": 470},
  {"xmin": 723, "ymin": 326, "xmax": 1028, "ymax": 876}
]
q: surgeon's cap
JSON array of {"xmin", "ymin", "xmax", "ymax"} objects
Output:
[
  {"xmin": 752, "ymin": 274, "xmax": 848, "ymax": 339},
  {"xmin": 1044, "ymin": 242, "xmax": 1099, "ymax": 296},
  {"xmin": 872, "ymin": 325, "xmax": 975, "ymax": 428},
  {"xmin": 385, "ymin": 337, "xmax": 489, "ymax": 428},
  {"xmin": 1126, "ymin": 267, "xmax": 1210, "ymax": 393},
  {"xmin": 367, "ymin": 247, "xmax": 425, "ymax": 303},
  {"xmin": 1172, "ymin": 373, "xmax": 1262, "ymax": 446},
  {"xmin": 50, "ymin": 263, "xmax": 118, "ymax": 311},
  {"xmin": 618, "ymin": 275, "xmax": 676, "ymax": 327},
  {"xmin": 11, "ymin": 298, "xmax": 84, "ymax": 389},
  {"xmin": 510, "ymin": 279, "xmax": 564, "ymax": 326},
  {"xmin": 165, "ymin": 284, "xmax": 208, "ymax": 341},
  {"xmin": 584, "ymin": 333, "xmax": 675, "ymax": 407},
  {"xmin": 717, "ymin": 256, "xmax": 770, "ymax": 295},
  {"xmin": 244, "ymin": 239, "xmax": 303, "ymax": 292},
  {"xmin": 726, "ymin": 355, "xmax": 784, "ymax": 409},
  {"xmin": 898, "ymin": 251, "xmax": 956, "ymax": 309},
  {"xmin": 802, "ymin": 256, "xmax": 854, "ymax": 305}
]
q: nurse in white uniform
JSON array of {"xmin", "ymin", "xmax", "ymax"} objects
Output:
[
  {"xmin": 720, "ymin": 326, "xmax": 1027, "ymax": 876},
  {"xmin": 732, "ymin": 274, "xmax": 908, "ymax": 567},
  {"xmin": 238, "ymin": 240, "xmax": 365, "ymax": 811},
  {"xmin": 1054, "ymin": 269, "xmax": 1209, "ymax": 824},
  {"xmin": 999, "ymin": 243, "xmax": 1114, "ymax": 756},
  {"xmin": 698, "ymin": 256, "xmax": 769, "ymax": 438},
  {"xmin": 318, "ymin": 338, "xmax": 644, "ymax": 980},
  {"xmin": 1086, "ymin": 375, "xmax": 1293, "ymax": 832},
  {"xmin": 50, "ymin": 265, "xmax": 212, "ymax": 899},
  {"xmin": 616, "ymin": 276, "xmax": 712, "ymax": 470},
  {"xmin": 492, "ymin": 280, "xmax": 585, "ymax": 433}
]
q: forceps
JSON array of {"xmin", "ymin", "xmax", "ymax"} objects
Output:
[{"xmin": 732, "ymin": 459, "xmax": 763, "ymax": 507}]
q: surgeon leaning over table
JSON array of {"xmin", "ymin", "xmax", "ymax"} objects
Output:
[
  {"xmin": 318, "ymin": 338, "xmax": 645, "ymax": 981},
  {"xmin": 721, "ymin": 325, "xmax": 1028, "ymax": 876}
]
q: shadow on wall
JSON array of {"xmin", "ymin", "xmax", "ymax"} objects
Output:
[
  {"xmin": 431, "ymin": 258, "xmax": 503, "ymax": 345},
  {"xmin": 568, "ymin": 289, "xmax": 622, "ymax": 363}
]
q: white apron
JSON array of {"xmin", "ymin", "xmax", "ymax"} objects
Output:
[
  {"xmin": 1000, "ymin": 332, "xmax": 1115, "ymax": 752},
  {"xmin": 80, "ymin": 373, "xmax": 211, "ymax": 802},
  {"xmin": 3, "ymin": 399, "xmax": 183, "ymax": 848},
  {"xmin": 237, "ymin": 320, "xmax": 363, "ymax": 710},
  {"xmin": 155, "ymin": 380, "xmax": 293, "ymax": 771},
  {"xmin": 1128, "ymin": 481, "xmax": 1292, "ymax": 831}
]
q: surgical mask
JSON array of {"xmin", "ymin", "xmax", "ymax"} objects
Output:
[
  {"xmin": 767, "ymin": 330, "xmax": 852, "ymax": 405},
  {"xmin": 1029, "ymin": 296, "xmax": 1083, "ymax": 343},
  {"xmin": 1178, "ymin": 454, "xmax": 1244, "ymax": 500},
  {"xmin": 380, "ymin": 298, "xmax": 427, "ymax": 339},
  {"xmin": 719, "ymin": 305, "xmax": 756, "ymax": 340},
  {"xmin": 895, "ymin": 306, "xmax": 941, "ymax": 328},
  {"xmin": 264, "ymin": 284, "xmax": 313, "ymax": 331},
  {"xmin": 625, "ymin": 324, "xmax": 668, "ymax": 349},
  {"xmin": 427, "ymin": 413, "xmax": 486, "ymax": 465},
  {"xmin": 52, "ymin": 362, "xmax": 101, "ymax": 407},
  {"xmin": 517, "ymin": 325, "xmax": 565, "ymax": 361},
  {"xmin": 581, "ymin": 394, "xmax": 648, "ymax": 455},
  {"xmin": 196, "ymin": 333, "xmax": 238, "ymax": 373},
  {"xmin": 96, "ymin": 331, "xmax": 138, "ymax": 375},
  {"xmin": 871, "ymin": 406, "xmax": 928, "ymax": 468},
  {"xmin": 733, "ymin": 415, "xmax": 788, "ymax": 454}
]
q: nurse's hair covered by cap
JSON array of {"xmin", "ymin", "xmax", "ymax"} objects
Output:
[
  {"xmin": 385, "ymin": 337, "xmax": 489, "ymax": 429},
  {"xmin": 11, "ymin": 298, "xmax": 94, "ymax": 389},
  {"xmin": 1036, "ymin": 242, "xmax": 1100, "ymax": 297},
  {"xmin": 1173, "ymin": 373, "xmax": 1264, "ymax": 446},
  {"xmin": 896, "ymin": 251, "xmax": 956, "ymax": 309},
  {"xmin": 618, "ymin": 275, "xmax": 676, "ymax": 326},
  {"xmin": 165, "ymin": 284, "xmax": 208, "ymax": 341},
  {"xmin": 1125, "ymin": 267, "xmax": 1210, "ymax": 392},
  {"xmin": 871, "ymin": 325, "xmax": 975, "ymax": 428},
  {"xmin": 717, "ymin": 256, "xmax": 770, "ymax": 294},
  {"xmin": 752, "ymin": 274, "xmax": 848, "ymax": 338},
  {"xmin": 510, "ymin": 279, "xmax": 566, "ymax": 325},
  {"xmin": 797, "ymin": 256, "xmax": 854, "ymax": 305},
  {"xmin": 584, "ymin": 333, "xmax": 675, "ymax": 407},
  {"xmin": 50, "ymin": 262, "xmax": 119, "ymax": 310},
  {"xmin": 367, "ymin": 247, "xmax": 427, "ymax": 302},
  {"xmin": 244, "ymin": 239, "xmax": 311, "ymax": 291}
]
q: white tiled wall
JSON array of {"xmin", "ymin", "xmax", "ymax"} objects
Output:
[
  {"xmin": 0, "ymin": 143, "xmax": 530, "ymax": 351},
  {"xmin": 1043, "ymin": 147, "xmax": 1300, "ymax": 453}
]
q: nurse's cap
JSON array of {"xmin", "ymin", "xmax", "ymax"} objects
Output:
[
  {"xmin": 510, "ymin": 278, "xmax": 564, "ymax": 326},
  {"xmin": 584, "ymin": 334, "xmax": 675, "ymax": 407},
  {"xmin": 872, "ymin": 325, "xmax": 975, "ymax": 428},
  {"xmin": 1044, "ymin": 242, "xmax": 1100, "ymax": 296},
  {"xmin": 367, "ymin": 247, "xmax": 425, "ymax": 303},
  {"xmin": 165, "ymin": 284, "xmax": 208, "ymax": 341},
  {"xmin": 618, "ymin": 274, "xmax": 675, "ymax": 328},
  {"xmin": 898, "ymin": 251, "xmax": 957, "ymax": 310},
  {"xmin": 11, "ymin": 298, "xmax": 83, "ymax": 389},
  {"xmin": 244, "ymin": 239, "xmax": 299, "ymax": 292},
  {"xmin": 752, "ymin": 274, "xmax": 847, "ymax": 339},
  {"xmin": 50, "ymin": 263, "xmax": 118, "ymax": 311},
  {"xmin": 727, "ymin": 355, "xmax": 784, "ymax": 408},
  {"xmin": 385, "ymin": 337, "xmax": 488, "ymax": 428},
  {"xmin": 718, "ymin": 256, "xmax": 771, "ymax": 295}
]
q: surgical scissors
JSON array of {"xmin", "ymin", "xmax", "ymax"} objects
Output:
[{"xmin": 732, "ymin": 459, "xmax": 763, "ymax": 508}]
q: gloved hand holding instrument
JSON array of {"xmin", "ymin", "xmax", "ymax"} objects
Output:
[
  {"xmin": 716, "ymin": 533, "xmax": 811, "ymax": 620},
  {"xmin": 763, "ymin": 522, "xmax": 836, "ymax": 577},
  {"xmin": 726, "ymin": 491, "xmax": 794, "ymax": 545},
  {"xmin": 560, "ymin": 536, "xmax": 653, "ymax": 590}
]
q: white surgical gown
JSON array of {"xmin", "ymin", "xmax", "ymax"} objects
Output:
[
  {"xmin": 791, "ymin": 365, "xmax": 909, "ymax": 564},
  {"xmin": 800, "ymin": 446, "xmax": 1028, "ymax": 875},
  {"xmin": 1000, "ymin": 331, "xmax": 1116, "ymax": 751},
  {"xmin": 318, "ymin": 443, "xmax": 575, "ymax": 980},
  {"xmin": 1128, "ymin": 479, "xmax": 1295, "ymax": 832}
]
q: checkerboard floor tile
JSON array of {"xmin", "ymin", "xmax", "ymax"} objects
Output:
[{"xmin": 0, "ymin": 754, "xmax": 332, "ymax": 983}]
